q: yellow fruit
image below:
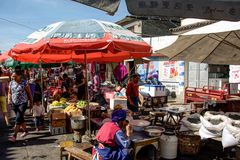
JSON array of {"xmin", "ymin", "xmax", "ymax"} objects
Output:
[{"xmin": 52, "ymin": 101, "xmax": 62, "ymax": 106}]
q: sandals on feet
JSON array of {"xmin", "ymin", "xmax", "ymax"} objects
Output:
[
  {"xmin": 8, "ymin": 136, "xmax": 16, "ymax": 142},
  {"xmin": 20, "ymin": 132, "xmax": 29, "ymax": 138}
]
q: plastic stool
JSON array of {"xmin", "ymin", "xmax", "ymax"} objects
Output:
[{"xmin": 60, "ymin": 141, "xmax": 74, "ymax": 160}]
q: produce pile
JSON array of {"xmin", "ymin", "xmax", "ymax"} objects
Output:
[
  {"xmin": 232, "ymin": 121, "xmax": 240, "ymax": 128},
  {"xmin": 49, "ymin": 98, "xmax": 68, "ymax": 110},
  {"xmin": 208, "ymin": 119, "xmax": 223, "ymax": 125},
  {"xmin": 64, "ymin": 103, "xmax": 82, "ymax": 116},
  {"xmin": 76, "ymin": 100, "xmax": 87, "ymax": 109},
  {"xmin": 49, "ymin": 98, "xmax": 87, "ymax": 116},
  {"xmin": 229, "ymin": 114, "xmax": 240, "ymax": 120},
  {"xmin": 187, "ymin": 117, "xmax": 201, "ymax": 124}
]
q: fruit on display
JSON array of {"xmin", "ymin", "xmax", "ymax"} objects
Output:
[
  {"xmin": 60, "ymin": 97, "xmax": 67, "ymax": 104},
  {"xmin": 76, "ymin": 100, "xmax": 87, "ymax": 109},
  {"xmin": 64, "ymin": 103, "xmax": 82, "ymax": 115},
  {"xmin": 51, "ymin": 100, "xmax": 62, "ymax": 106}
]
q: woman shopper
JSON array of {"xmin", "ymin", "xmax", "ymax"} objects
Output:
[{"xmin": 8, "ymin": 70, "xmax": 33, "ymax": 142}]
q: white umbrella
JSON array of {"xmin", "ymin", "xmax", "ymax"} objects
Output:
[{"xmin": 156, "ymin": 21, "xmax": 240, "ymax": 65}]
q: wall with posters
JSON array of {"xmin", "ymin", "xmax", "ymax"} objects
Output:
[{"xmin": 158, "ymin": 61, "xmax": 185, "ymax": 96}]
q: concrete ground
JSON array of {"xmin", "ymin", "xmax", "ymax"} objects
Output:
[
  {"xmin": 0, "ymin": 106, "xmax": 238, "ymax": 160},
  {"xmin": 0, "ymin": 110, "xmax": 73, "ymax": 160}
]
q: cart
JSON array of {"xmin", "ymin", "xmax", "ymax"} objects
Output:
[{"xmin": 185, "ymin": 83, "xmax": 240, "ymax": 112}]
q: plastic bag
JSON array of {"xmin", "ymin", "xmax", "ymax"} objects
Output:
[
  {"xmin": 222, "ymin": 127, "xmax": 238, "ymax": 149},
  {"xmin": 200, "ymin": 115, "xmax": 228, "ymax": 135},
  {"xmin": 181, "ymin": 113, "xmax": 201, "ymax": 131}
]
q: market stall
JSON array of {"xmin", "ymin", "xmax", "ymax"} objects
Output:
[{"xmin": 8, "ymin": 19, "xmax": 151, "ymax": 139}]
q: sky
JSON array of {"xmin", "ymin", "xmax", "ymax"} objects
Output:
[{"xmin": 0, "ymin": 0, "xmax": 129, "ymax": 52}]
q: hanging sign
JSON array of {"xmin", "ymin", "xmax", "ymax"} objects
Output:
[
  {"xmin": 126, "ymin": 0, "xmax": 240, "ymax": 21},
  {"xmin": 72, "ymin": 0, "xmax": 120, "ymax": 15}
]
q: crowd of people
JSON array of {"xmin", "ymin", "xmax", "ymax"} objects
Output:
[{"xmin": 0, "ymin": 65, "xmax": 90, "ymax": 142}]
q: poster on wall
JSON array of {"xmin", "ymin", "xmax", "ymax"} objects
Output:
[
  {"xmin": 137, "ymin": 61, "xmax": 159, "ymax": 81},
  {"xmin": 178, "ymin": 61, "xmax": 185, "ymax": 87},
  {"xmin": 159, "ymin": 61, "xmax": 179, "ymax": 82},
  {"xmin": 229, "ymin": 65, "xmax": 240, "ymax": 83},
  {"xmin": 158, "ymin": 61, "xmax": 185, "ymax": 95}
]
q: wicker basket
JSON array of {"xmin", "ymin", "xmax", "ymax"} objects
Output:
[{"xmin": 177, "ymin": 132, "xmax": 201, "ymax": 155}]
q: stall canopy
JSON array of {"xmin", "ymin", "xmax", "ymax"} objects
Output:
[
  {"xmin": 3, "ymin": 58, "xmax": 73, "ymax": 69},
  {"xmin": 156, "ymin": 21, "xmax": 240, "ymax": 65},
  {"xmin": 9, "ymin": 19, "xmax": 151, "ymax": 64},
  {"xmin": 0, "ymin": 50, "xmax": 71, "ymax": 69}
]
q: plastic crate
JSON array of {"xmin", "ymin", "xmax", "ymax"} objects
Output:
[{"xmin": 49, "ymin": 126, "xmax": 66, "ymax": 135}]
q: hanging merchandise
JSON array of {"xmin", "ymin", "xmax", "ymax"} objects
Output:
[{"xmin": 113, "ymin": 63, "xmax": 128, "ymax": 83}]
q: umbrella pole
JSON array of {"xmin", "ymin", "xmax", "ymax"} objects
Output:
[{"xmin": 84, "ymin": 51, "xmax": 91, "ymax": 137}]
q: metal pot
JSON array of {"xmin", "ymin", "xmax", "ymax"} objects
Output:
[{"xmin": 70, "ymin": 116, "xmax": 87, "ymax": 130}]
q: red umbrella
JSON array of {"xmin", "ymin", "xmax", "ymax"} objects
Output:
[
  {"xmin": 0, "ymin": 51, "xmax": 10, "ymax": 62},
  {"xmin": 8, "ymin": 19, "xmax": 151, "ymax": 135},
  {"xmin": 9, "ymin": 19, "xmax": 151, "ymax": 63}
]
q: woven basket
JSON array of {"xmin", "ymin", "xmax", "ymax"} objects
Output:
[{"xmin": 177, "ymin": 132, "xmax": 201, "ymax": 155}]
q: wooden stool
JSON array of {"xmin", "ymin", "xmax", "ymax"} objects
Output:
[
  {"xmin": 150, "ymin": 111, "xmax": 166, "ymax": 125},
  {"xmin": 65, "ymin": 144, "xmax": 93, "ymax": 160},
  {"xmin": 60, "ymin": 141, "xmax": 74, "ymax": 160}
]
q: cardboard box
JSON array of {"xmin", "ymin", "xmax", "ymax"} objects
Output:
[
  {"xmin": 51, "ymin": 119, "xmax": 66, "ymax": 127},
  {"xmin": 110, "ymin": 98, "xmax": 127, "ymax": 110},
  {"xmin": 49, "ymin": 109, "xmax": 66, "ymax": 120}
]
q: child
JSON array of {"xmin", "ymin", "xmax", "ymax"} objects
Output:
[{"xmin": 32, "ymin": 101, "xmax": 45, "ymax": 131}]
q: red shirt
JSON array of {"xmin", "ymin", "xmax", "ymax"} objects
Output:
[{"xmin": 126, "ymin": 81, "xmax": 139, "ymax": 98}]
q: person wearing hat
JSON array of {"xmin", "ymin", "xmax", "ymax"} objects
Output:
[{"xmin": 93, "ymin": 109, "xmax": 132, "ymax": 160}]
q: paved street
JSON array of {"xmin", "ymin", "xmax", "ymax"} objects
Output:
[{"xmin": 0, "ymin": 111, "xmax": 73, "ymax": 160}]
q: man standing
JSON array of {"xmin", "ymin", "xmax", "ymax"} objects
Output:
[
  {"xmin": 74, "ymin": 66, "xmax": 86, "ymax": 100},
  {"xmin": 126, "ymin": 74, "xmax": 140, "ymax": 113}
]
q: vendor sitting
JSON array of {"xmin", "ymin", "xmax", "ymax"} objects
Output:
[{"xmin": 93, "ymin": 109, "xmax": 132, "ymax": 160}]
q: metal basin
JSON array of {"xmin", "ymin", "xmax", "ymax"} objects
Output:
[
  {"xmin": 144, "ymin": 126, "xmax": 165, "ymax": 137},
  {"xmin": 70, "ymin": 116, "xmax": 87, "ymax": 130}
]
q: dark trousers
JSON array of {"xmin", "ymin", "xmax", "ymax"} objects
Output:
[
  {"xmin": 12, "ymin": 103, "xmax": 27, "ymax": 125},
  {"xmin": 35, "ymin": 116, "xmax": 44, "ymax": 127}
]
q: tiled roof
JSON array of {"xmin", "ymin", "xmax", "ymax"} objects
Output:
[{"xmin": 170, "ymin": 20, "xmax": 217, "ymax": 34}]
